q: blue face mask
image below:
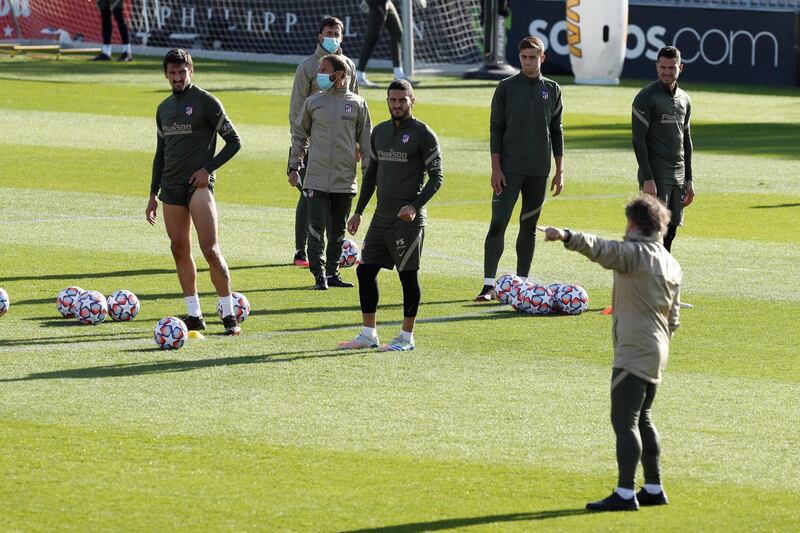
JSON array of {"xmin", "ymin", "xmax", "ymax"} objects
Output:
[
  {"xmin": 316, "ymin": 72, "xmax": 335, "ymax": 91},
  {"xmin": 321, "ymin": 37, "xmax": 340, "ymax": 54}
]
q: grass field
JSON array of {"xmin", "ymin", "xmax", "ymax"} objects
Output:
[{"xmin": 1, "ymin": 55, "xmax": 799, "ymax": 531}]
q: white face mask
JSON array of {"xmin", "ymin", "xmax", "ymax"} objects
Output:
[{"xmin": 321, "ymin": 37, "xmax": 340, "ymax": 53}]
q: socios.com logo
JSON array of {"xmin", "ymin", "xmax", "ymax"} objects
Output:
[{"xmin": 529, "ymin": 19, "xmax": 779, "ymax": 68}]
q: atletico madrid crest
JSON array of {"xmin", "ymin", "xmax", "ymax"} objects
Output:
[
  {"xmin": 185, "ymin": 106, "xmax": 193, "ymax": 116},
  {"xmin": 402, "ymin": 133, "xmax": 410, "ymax": 143},
  {"xmin": 344, "ymin": 104, "xmax": 353, "ymax": 113},
  {"xmin": 541, "ymin": 91, "xmax": 549, "ymax": 100}
]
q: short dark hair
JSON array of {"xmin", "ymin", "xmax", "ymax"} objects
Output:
[
  {"xmin": 518, "ymin": 36, "xmax": 545, "ymax": 54},
  {"xmin": 657, "ymin": 46, "xmax": 681, "ymax": 63},
  {"xmin": 322, "ymin": 54, "xmax": 347, "ymax": 73},
  {"xmin": 625, "ymin": 194, "xmax": 671, "ymax": 237},
  {"xmin": 319, "ymin": 16, "xmax": 344, "ymax": 35},
  {"xmin": 163, "ymin": 48, "xmax": 193, "ymax": 72},
  {"xmin": 387, "ymin": 79, "xmax": 414, "ymax": 97}
]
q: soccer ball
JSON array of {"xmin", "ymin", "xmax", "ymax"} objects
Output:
[
  {"xmin": 69, "ymin": 289, "xmax": 92, "ymax": 317},
  {"xmin": 546, "ymin": 283, "xmax": 565, "ymax": 312},
  {"xmin": 555, "ymin": 284, "xmax": 589, "ymax": 315},
  {"xmin": 523, "ymin": 283, "xmax": 555, "ymax": 315},
  {"xmin": 74, "ymin": 290, "xmax": 108, "ymax": 325},
  {"xmin": 495, "ymin": 274, "xmax": 521, "ymax": 305},
  {"xmin": 56, "ymin": 286, "xmax": 85, "ymax": 318},
  {"xmin": 0, "ymin": 288, "xmax": 9, "ymax": 317},
  {"xmin": 154, "ymin": 317, "xmax": 188, "ymax": 350},
  {"xmin": 510, "ymin": 282, "xmax": 534, "ymax": 313},
  {"xmin": 339, "ymin": 239, "xmax": 360, "ymax": 268},
  {"xmin": 107, "ymin": 289, "xmax": 140, "ymax": 322},
  {"xmin": 216, "ymin": 291, "xmax": 250, "ymax": 323}
]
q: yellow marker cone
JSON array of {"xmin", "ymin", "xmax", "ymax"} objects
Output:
[{"xmin": 188, "ymin": 330, "xmax": 205, "ymax": 340}]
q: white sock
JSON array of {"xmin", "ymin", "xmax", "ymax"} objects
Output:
[
  {"xmin": 393, "ymin": 66, "xmax": 404, "ymax": 79},
  {"xmin": 399, "ymin": 329, "xmax": 413, "ymax": 342},
  {"xmin": 184, "ymin": 295, "xmax": 201, "ymax": 317},
  {"xmin": 124, "ymin": 43, "xmax": 132, "ymax": 54},
  {"xmin": 361, "ymin": 326, "xmax": 378, "ymax": 339},
  {"xmin": 102, "ymin": 44, "xmax": 111, "ymax": 56},
  {"xmin": 518, "ymin": 276, "xmax": 528, "ymax": 283},
  {"xmin": 615, "ymin": 487, "xmax": 635, "ymax": 500},
  {"xmin": 644, "ymin": 483, "xmax": 663, "ymax": 495},
  {"xmin": 356, "ymin": 69, "xmax": 366, "ymax": 79},
  {"xmin": 219, "ymin": 294, "xmax": 234, "ymax": 317},
  {"xmin": 484, "ymin": 277, "xmax": 495, "ymax": 286}
]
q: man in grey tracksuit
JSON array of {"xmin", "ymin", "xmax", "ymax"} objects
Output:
[
  {"xmin": 544, "ymin": 193, "xmax": 682, "ymax": 512},
  {"xmin": 289, "ymin": 54, "xmax": 372, "ymax": 290},
  {"xmin": 288, "ymin": 16, "xmax": 358, "ymax": 267}
]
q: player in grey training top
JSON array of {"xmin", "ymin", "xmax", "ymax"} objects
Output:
[
  {"xmin": 632, "ymin": 45, "xmax": 696, "ymax": 252},
  {"xmin": 338, "ymin": 79, "xmax": 443, "ymax": 352},
  {"xmin": 146, "ymin": 49, "xmax": 243, "ymax": 335}
]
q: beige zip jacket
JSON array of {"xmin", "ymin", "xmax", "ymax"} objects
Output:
[
  {"xmin": 289, "ymin": 44, "xmax": 358, "ymax": 127},
  {"xmin": 290, "ymin": 87, "xmax": 372, "ymax": 194},
  {"xmin": 564, "ymin": 229, "xmax": 682, "ymax": 384}
]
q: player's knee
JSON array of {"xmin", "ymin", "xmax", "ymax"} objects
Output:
[
  {"xmin": 199, "ymin": 241, "xmax": 221, "ymax": 262},
  {"xmin": 169, "ymin": 239, "xmax": 191, "ymax": 259},
  {"xmin": 357, "ymin": 263, "xmax": 380, "ymax": 283},
  {"xmin": 399, "ymin": 269, "xmax": 421, "ymax": 317}
]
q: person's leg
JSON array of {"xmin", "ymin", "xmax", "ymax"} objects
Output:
[
  {"xmin": 357, "ymin": 0, "xmax": 388, "ymax": 73},
  {"xmin": 325, "ymin": 193, "xmax": 353, "ymax": 281},
  {"xmin": 162, "ymin": 202, "xmax": 197, "ymax": 299},
  {"xmin": 610, "ymin": 368, "xmax": 649, "ymax": 492},
  {"xmin": 99, "ymin": 5, "xmax": 113, "ymax": 57},
  {"xmin": 515, "ymin": 176, "xmax": 548, "ymax": 278},
  {"xmin": 638, "ymin": 382, "xmax": 663, "ymax": 488},
  {"xmin": 112, "ymin": 6, "xmax": 129, "ymax": 44},
  {"xmin": 188, "ymin": 188, "xmax": 231, "ymax": 297},
  {"xmin": 483, "ymin": 175, "xmax": 523, "ymax": 280},
  {"xmin": 295, "ymin": 189, "xmax": 309, "ymax": 255},
  {"xmin": 305, "ymin": 190, "xmax": 331, "ymax": 284},
  {"xmin": 384, "ymin": 0, "xmax": 403, "ymax": 68},
  {"xmin": 398, "ymin": 269, "xmax": 420, "ymax": 333},
  {"xmin": 357, "ymin": 263, "xmax": 382, "ymax": 327},
  {"xmin": 653, "ymin": 181, "xmax": 683, "ymax": 252}
]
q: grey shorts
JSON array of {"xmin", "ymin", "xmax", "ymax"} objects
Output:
[{"xmin": 362, "ymin": 220, "xmax": 425, "ymax": 272}]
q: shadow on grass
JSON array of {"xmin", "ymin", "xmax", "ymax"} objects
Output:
[
  {"xmin": 750, "ymin": 203, "xmax": 800, "ymax": 209},
  {"xmin": 0, "ymin": 347, "xmax": 374, "ymax": 382},
  {"xmin": 0, "ymin": 331, "xmax": 142, "ymax": 347},
  {"xmin": 343, "ymin": 508, "xmax": 590, "ymax": 532},
  {"xmin": 3, "ymin": 263, "xmax": 286, "ymax": 283}
]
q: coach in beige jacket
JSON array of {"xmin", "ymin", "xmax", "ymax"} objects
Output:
[
  {"xmin": 289, "ymin": 54, "xmax": 372, "ymax": 290},
  {"xmin": 544, "ymin": 193, "xmax": 682, "ymax": 512}
]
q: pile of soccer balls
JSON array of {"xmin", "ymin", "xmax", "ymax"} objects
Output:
[
  {"xmin": 0, "ymin": 288, "xmax": 9, "ymax": 318},
  {"xmin": 494, "ymin": 274, "xmax": 589, "ymax": 316},
  {"xmin": 56, "ymin": 286, "xmax": 140, "ymax": 325},
  {"xmin": 339, "ymin": 239, "xmax": 361, "ymax": 268}
]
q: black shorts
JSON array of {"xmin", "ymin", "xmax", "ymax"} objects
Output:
[
  {"xmin": 96, "ymin": 0, "xmax": 124, "ymax": 9},
  {"xmin": 159, "ymin": 179, "xmax": 215, "ymax": 207},
  {"xmin": 362, "ymin": 220, "xmax": 424, "ymax": 272},
  {"xmin": 654, "ymin": 181, "xmax": 685, "ymax": 227}
]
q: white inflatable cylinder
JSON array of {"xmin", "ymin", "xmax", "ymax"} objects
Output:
[{"xmin": 566, "ymin": 0, "xmax": 628, "ymax": 85}]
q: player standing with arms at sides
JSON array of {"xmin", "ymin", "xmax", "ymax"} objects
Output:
[
  {"xmin": 289, "ymin": 55, "xmax": 372, "ymax": 290},
  {"xmin": 632, "ymin": 46, "xmax": 695, "ymax": 253},
  {"xmin": 288, "ymin": 16, "xmax": 359, "ymax": 268},
  {"xmin": 475, "ymin": 36, "xmax": 564, "ymax": 302},
  {"xmin": 338, "ymin": 79, "xmax": 443, "ymax": 352},
  {"xmin": 146, "ymin": 49, "xmax": 243, "ymax": 335},
  {"xmin": 543, "ymin": 194, "xmax": 681, "ymax": 511},
  {"xmin": 355, "ymin": 0, "xmax": 417, "ymax": 88},
  {"xmin": 92, "ymin": 0, "xmax": 132, "ymax": 61}
]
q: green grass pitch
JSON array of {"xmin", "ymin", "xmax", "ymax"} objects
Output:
[{"xmin": 0, "ymin": 56, "xmax": 799, "ymax": 531}]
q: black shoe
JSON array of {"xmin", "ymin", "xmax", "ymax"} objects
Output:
[
  {"xmin": 91, "ymin": 53, "xmax": 111, "ymax": 61},
  {"xmin": 117, "ymin": 52, "xmax": 132, "ymax": 62},
  {"xmin": 314, "ymin": 275, "xmax": 328, "ymax": 290},
  {"xmin": 586, "ymin": 491, "xmax": 639, "ymax": 512},
  {"xmin": 181, "ymin": 315, "xmax": 206, "ymax": 331},
  {"xmin": 636, "ymin": 489, "xmax": 668, "ymax": 506},
  {"xmin": 326, "ymin": 274, "xmax": 353, "ymax": 288},
  {"xmin": 474, "ymin": 284, "xmax": 495, "ymax": 302},
  {"xmin": 222, "ymin": 314, "xmax": 241, "ymax": 336}
]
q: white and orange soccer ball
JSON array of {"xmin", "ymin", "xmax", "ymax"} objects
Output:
[
  {"xmin": 0, "ymin": 288, "xmax": 9, "ymax": 317},
  {"xmin": 495, "ymin": 274, "xmax": 522, "ymax": 305},
  {"xmin": 74, "ymin": 290, "xmax": 108, "ymax": 325},
  {"xmin": 339, "ymin": 239, "xmax": 360, "ymax": 268},
  {"xmin": 107, "ymin": 289, "xmax": 140, "ymax": 322},
  {"xmin": 56, "ymin": 286, "xmax": 85, "ymax": 318},
  {"xmin": 554, "ymin": 284, "xmax": 589, "ymax": 315},
  {"xmin": 216, "ymin": 291, "xmax": 250, "ymax": 323},
  {"xmin": 522, "ymin": 283, "xmax": 555, "ymax": 315},
  {"xmin": 154, "ymin": 317, "xmax": 188, "ymax": 350}
]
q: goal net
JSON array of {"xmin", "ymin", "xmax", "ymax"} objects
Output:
[{"xmin": 0, "ymin": 0, "xmax": 484, "ymax": 71}]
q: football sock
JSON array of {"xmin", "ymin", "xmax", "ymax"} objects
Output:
[
  {"xmin": 483, "ymin": 277, "xmax": 494, "ymax": 286},
  {"xmin": 102, "ymin": 44, "xmax": 112, "ymax": 56},
  {"xmin": 356, "ymin": 69, "xmax": 366, "ymax": 80},
  {"xmin": 399, "ymin": 330, "xmax": 413, "ymax": 342},
  {"xmin": 393, "ymin": 66, "xmax": 404, "ymax": 79},
  {"xmin": 219, "ymin": 295, "xmax": 234, "ymax": 317},
  {"xmin": 644, "ymin": 484, "xmax": 663, "ymax": 495},
  {"xmin": 123, "ymin": 43, "xmax": 132, "ymax": 55},
  {"xmin": 361, "ymin": 326, "xmax": 378, "ymax": 339},
  {"xmin": 615, "ymin": 487, "xmax": 635, "ymax": 500},
  {"xmin": 185, "ymin": 295, "xmax": 201, "ymax": 317}
]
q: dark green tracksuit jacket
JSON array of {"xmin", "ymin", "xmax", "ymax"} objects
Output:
[
  {"xmin": 490, "ymin": 73, "xmax": 564, "ymax": 177},
  {"xmin": 355, "ymin": 116, "xmax": 444, "ymax": 227},
  {"xmin": 632, "ymin": 81, "xmax": 693, "ymax": 185}
]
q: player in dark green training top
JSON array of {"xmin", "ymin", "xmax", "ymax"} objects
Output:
[
  {"xmin": 146, "ymin": 49, "xmax": 243, "ymax": 335},
  {"xmin": 475, "ymin": 36, "xmax": 565, "ymax": 302},
  {"xmin": 337, "ymin": 79, "xmax": 443, "ymax": 352},
  {"xmin": 632, "ymin": 45, "xmax": 696, "ymax": 253}
]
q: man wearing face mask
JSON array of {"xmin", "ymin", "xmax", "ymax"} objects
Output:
[
  {"xmin": 287, "ymin": 17, "xmax": 359, "ymax": 269},
  {"xmin": 289, "ymin": 55, "xmax": 372, "ymax": 290}
]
